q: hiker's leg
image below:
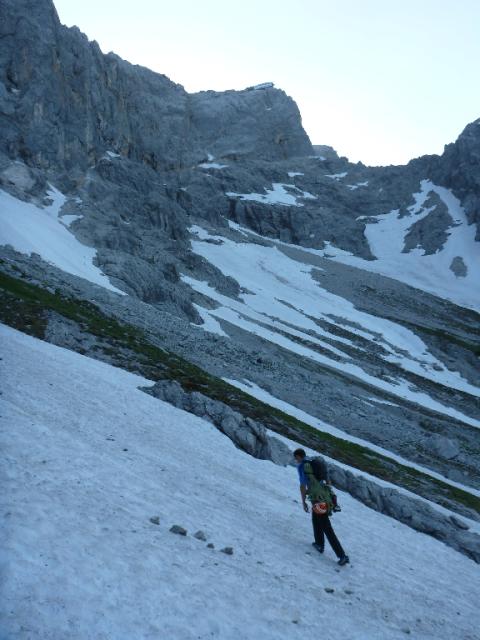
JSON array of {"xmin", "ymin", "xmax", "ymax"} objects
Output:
[
  {"xmin": 329, "ymin": 487, "xmax": 341, "ymax": 512},
  {"xmin": 329, "ymin": 488, "xmax": 337, "ymax": 507},
  {"xmin": 311, "ymin": 511, "xmax": 325, "ymax": 547},
  {"xmin": 322, "ymin": 516, "xmax": 345, "ymax": 558}
]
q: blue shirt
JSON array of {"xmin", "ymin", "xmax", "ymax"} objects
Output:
[{"xmin": 297, "ymin": 459, "xmax": 309, "ymax": 487}]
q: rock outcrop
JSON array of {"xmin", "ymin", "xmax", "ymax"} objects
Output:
[
  {"xmin": 421, "ymin": 118, "xmax": 480, "ymax": 239},
  {"xmin": 328, "ymin": 466, "xmax": 480, "ymax": 564},
  {"xmin": 0, "ymin": 0, "xmax": 312, "ymax": 176},
  {"xmin": 145, "ymin": 379, "xmax": 292, "ymax": 466}
]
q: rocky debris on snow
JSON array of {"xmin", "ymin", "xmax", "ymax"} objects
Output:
[
  {"xmin": 324, "ymin": 587, "xmax": 335, "ymax": 594},
  {"xmin": 149, "ymin": 516, "xmax": 160, "ymax": 525},
  {"xmin": 169, "ymin": 525, "xmax": 187, "ymax": 536},
  {"xmin": 193, "ymin": 530, "xmax": 207, "ymax": 541},
  {"xmin": 220, "ymin": 547, "xmax": 234, "ymax": 555},
  {"xmin": 8, "ymin": 244, "xmax": 478, "ymax": 496},
  {"xmin": 207, "ymin": 543, "xmax": 215, "ymax": 549}
]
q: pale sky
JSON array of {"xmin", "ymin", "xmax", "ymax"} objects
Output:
[{"xmin": 53, "ymin": 0, "xmax": 480, "ymax": 166}]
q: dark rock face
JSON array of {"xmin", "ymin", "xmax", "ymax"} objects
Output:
[
  {"xmin": 0, "ymin": 0, "xmax": 312, "ymax": 175},
  {"xmin": 189, "ymin": 88, "xmax": 313, "ymax": 161},
  {"xmin": 450, "ymin": 256, "xmax": 467, "ymax": 277},
  {"xmin": 0, "ymin": 0, "xmax": 315, "ymax": 314},
  {"xmin": 418, "ymin": 118, "xmax": 480, "ymax": 239},
  {"xmin": 402, "ymin": 193, "xmax": 451, "ymax": 255}
]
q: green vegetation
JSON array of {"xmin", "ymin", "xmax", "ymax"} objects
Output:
[{"xmin": 1, "ymin": 268, "xmax": 479, "ymax": 518}]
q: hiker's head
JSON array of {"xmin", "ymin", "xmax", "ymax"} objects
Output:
[{"xmin": 293, "ymin": 448, "xmax": 306, "ymax": 465}]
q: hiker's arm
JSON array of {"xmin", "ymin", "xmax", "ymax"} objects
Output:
[
  {"xmin": 297, "ymin": 463, "xmax": 309, "ymax": 511},
  {"xmin": 300, "ymin": 484, "xmax": 309, "ymax": 512}
]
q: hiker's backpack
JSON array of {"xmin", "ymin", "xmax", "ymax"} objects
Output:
[
  {"xmin": 308, "ymin": 456, "xmax": 330, "ymax": 482},
  {"xmin": 304, "ymin": 458, "xmax": 334, "ymax": 515},
  {"xmin": 309, "ymin": 482, "xmax": 334, "ymax": 516}
]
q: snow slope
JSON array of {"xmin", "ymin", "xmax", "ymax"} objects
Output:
[
  {"xmin": 0, "ymin": 187, "xmax": 124, "ymax": 295},
  {"xmin": 224, "ymin": 180, "xmax": 479, "ymax": 311},
  {"xmin": 185, "ymin": 225, "xmax": 480, "ymax": 429},
  {"xmin": 1, "ymin": 324, "xmax": 479, "ymax": 640},
  {"xmin": 321, "ymin": 181, "xmax": 480, "ymax": 311},
  {"xmin": 224, "ymin": 378, "xmax": 480, "ymax": 502}
]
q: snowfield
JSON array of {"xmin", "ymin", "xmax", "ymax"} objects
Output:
[
  {"xmin": 1, "ymin": 324, "xmax": 479, "ymax": 640},
  {"xmin": 224, "ymin": 378, "xmax": 480, "ymax": 503},
  {"xmin": 0, "ymin": 187, "xmax": 125, "ymax": 295},
  {"xmin": 186, "ymin": 225, "xmax": 480, "ymax": 430},
  {"xmin": 325, "ymin": 181, "xmax": 480, "ymax": 311}
]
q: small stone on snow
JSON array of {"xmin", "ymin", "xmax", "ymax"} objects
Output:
[
  {"xmin": 170, "ymin": 525, "xmax": 187, "ymax": 536},
  {"xmin": 220, "ymin": 546, "xmax": 234, "ymax": 555},
  {"xmin": 194, "ymin": 530, "xmax": 207, "ymax": 541}
]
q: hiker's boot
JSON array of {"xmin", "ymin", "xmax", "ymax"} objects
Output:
[
  {"xmin": 312, "ymin": 542, "xmax": 324, "ymax": 554},
  {"xmin": 338, "ymin": 555, "xmax": 350, "ymax": 566}
]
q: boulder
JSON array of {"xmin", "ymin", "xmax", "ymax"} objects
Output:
[{"xmin": 427, "ymin": 434, "xmax": 460, "ymax": 460}]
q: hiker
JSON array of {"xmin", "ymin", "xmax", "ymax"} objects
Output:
[{"xmin": 293, "ymin": 448, "xmax": 349, "ymax": 566}]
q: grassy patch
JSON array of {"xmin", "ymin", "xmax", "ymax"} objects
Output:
[{"xmin": 1, "ymin": 269, "xmax": 479, "ymax": 518}]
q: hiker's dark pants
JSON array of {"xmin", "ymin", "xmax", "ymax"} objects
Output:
[{"xmin": 312, "ymin": 512, "xmax": 345, "ymax": 558}]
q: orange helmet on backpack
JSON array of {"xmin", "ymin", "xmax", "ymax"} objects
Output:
[{"xmin": 312, "ymin": 501, "xmax": 329, "ymax": 515}]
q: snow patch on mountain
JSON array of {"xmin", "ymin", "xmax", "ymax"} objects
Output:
[
  {"xmin": 198, "ymin": 161, "xmax": 228, "ymax": 169},
  {"xmin": 330, "ymin": 180, "xmax": 479, "ymax": 311},
  {"xmin": 193, "ymin": 303, "xmax": 229, "ymax": 337},
  {"xmin": 0, "ymin": 188, "xmax": 125, "ymax": 295},
  {"xmin": 347, "ymin": 180, "xmax": 369, "ymax": 191},
  {"xmin": 325, "ymin": 172, "xmax": 348, "ymax": 180},
  {"xmin": 226, "ymin": 183, "xmax": 317, "ymax": 207}
]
